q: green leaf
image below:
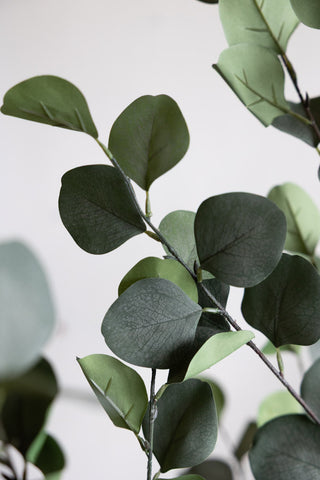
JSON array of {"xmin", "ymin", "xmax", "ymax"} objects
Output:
[
  {"xmin": 242, "ymin": 254, "xmax": 320, "ymax": 347},
  {"xmin": 290, "ymin": 0, "xmax": 320, "ymax": 28},
  {"xmin": 167, "ymin": 476, "xmax": 205, "ymax": 480},
  {"xmin": 219, "ymin": 0, "xmax": 298, "ymax": 53},
  {"xmin": 234, "ymin": 421, "xmax": 257, "ymax": 461},
  {"xmin": 102, "ymin": 278, "xmax": 202, "ymax": 369},
  {"xmin": 187, "ymin": 459, "xmax": 233, "ymax": 480},
  {"xmin": 261, "ymin": 340, "xmax": 300, "ymax": 356},
  {"xmin": 108, "ymin": 95, "xmax": 189, "ymax": 190},
  {"xmin": 78, "ymin": 354, "xmax": 148, "ymax": 433},
  {"xmin": 184, "ymin": 331, "xmax": 254, "ymax": 380},
  {"xmin": 214, "ymin": 44, "xmax": 290, "ymax": 126},
  {"xmin": 272, "ymin": 98, "xmax": 320, "ymax": 147},
  {"xmin": 197, "ymin": 0, "xmax": 218, "ymax": 3},
  {"xmin": 257, "ymin": 391, "xmax": 302, "ymax": 427},
  {"xmin": 0, "ymin": 242, "xmax": 55, "ymax": 381},
  {"xmin": 59, "ymin": 165, "xmax": 146, "ymax": 254},
  {"xmin": 301, "ymin": 358, "xmax": 320, "ymax": 419},
  {"xmin": 195, "ymin": 192, "xmax": 286, "ymax": 287},
  {"xmin": 118, "ymin": 256, "xmax": 198, "ymax": 302},
  {"xmin": 27, "ymin": 433, "xmax": 65, "ymax": 480},
  {"xmin": 1, "ymin": 76, "xmax": 98, "ymax": 137},
  {"xmin": 268, "ymin": 182, "xmax": 320, "ymax": 256},
  {"xmin": 249, "ymin": 415, "xmax": 320, "ymax": 479},
  {"xmin": 143, "ymin": 379, "xmax": 217, "ymax": 472},
  {"xmin": 0, "ymin": 358, "xmax": 58, "ymax": 456}
]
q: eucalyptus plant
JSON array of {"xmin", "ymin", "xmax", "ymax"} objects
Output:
[{"xmin": 2, "ymin": 0, "xmax": 320, "ymax": 479}]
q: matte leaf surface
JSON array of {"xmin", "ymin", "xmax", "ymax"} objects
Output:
[
  {"xmin": 234, "ymin": 422, "xmax": 257, "ymax": 461},
  {"xmin": 59, "ymin": 165, "xmax": 146, "ymax": 254},
  {"xmin": 257, "ymin": 391, "xmax": 302, "ymax": 427},
  {"xmin": 118, "ymin": 256, "xmax": 198, "ymax": 302},
  {"xmin": 1, "ymin": 359, "xmax": 58, "ymax": 456},
  {"xmin": 250, "ymin": 415, "xmax": 320, "ymax": 479},
  {"xmin": 1, "ymin": 76, "xmax": 97, "ymax": 137},
  {"xmin": 108, "ymin": 95, "xmax": 189, "ymax": 190},
  {"xmin": 184, "ymin": 331, "xmax": 254, "ymax": 380},
  {"xmin": 27, "ymin": 433, "xmax": 65, "ymax": 480},
  {"xmin": 187, "ymin": 459, "xmax": 233, "ymax": 480},
  {"xmin": 102, "ymin": 278, "xmax": 202, "ymax": 368},
  {"xmin": 195, "ymin": 192, "xmax": 286, "ymax": 287},
  {"xmin": 0, "ymin": 242, "xmax": 55, "ymax": 380},
  {"xmin": 143, "ymin": 379, "xmax": 217, "ymax": 472},
  {"xmin": 214, "ymin": 44, "xmax": 289, "ymax": 126},
  {"xmin": 290, "ymin": 0, "xmax": 320, "ymax": 28},
  {"xmin": 78, "ymin": 354, "xmax": 148, "ymax": 433},
  {"xmin": 301, "ymin": 358, "xmax": 320, "ymax": 419},
  {"xmin": 219, "ymin": 0, "xmax": 298, "ymax": 53},
  {"xmin": 268, "ymin": 182, "xmax": 320, "ymax": 256},
  {"xmin": 167, "ymin": 477, "xmax": 204, "ymax": 480},
  {"xmin": 242, "ymin": 254, "xmax": 320, "ymax": 347}
]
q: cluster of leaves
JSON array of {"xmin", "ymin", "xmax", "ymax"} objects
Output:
[
  {"xmin": 0, "ymin": 242, "xmax": 64, "ymax": 479},
  {"xmin": 2, "ymin": 71, "xmax": 320, "ymax": 480}
]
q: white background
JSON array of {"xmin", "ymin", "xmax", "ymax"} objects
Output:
[{"xmin": 1, "ymin": 1, "xmax": 320, "ymax": 478}]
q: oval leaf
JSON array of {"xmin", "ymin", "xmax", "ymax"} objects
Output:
[
  {"xmin": 214, "ymin": 44, "xmax": 290, "ymax": 126},
  {"xmin": 242, "ymin": 254, "xmax": 320, "ymax": 347},
  {"xmin": 268, "ymin": 182, "xmax": 320, "ymax": 256},
  {"xmin": 184, "ymin": 331, "xmax": 254, "ymax": 380},
  {"xmin": 59, "ymin": 165, "xmax": 146, "ymax": 254},
  {"xmin": 195, "ymin": 192, "xmax": 286, "ymax": 287},
  {"xmin": 108, "ymin": 95, "xmax": 189, "ymax": 190},
  {"xmin": 78, "ymin": 354, "xmax": 148, "ymax": 433},
  {"xmin": 250, "ymin": 415, "xmax": 320, "ymax": 479},
  {"xmin": 27, "ymin": 433, "xmax": 65, "ymax": 480},
  {"xmin": 169, "ymin": 476, "xmax": 205, "ymax": 480},
  {"xmin": 290, "ymin": 0, "xmax": 320, "ymax": 28},
  {"xmin": 143, "ymin": 379, "xmax": 217, "ymax": 472},
  {"xmin": 1, "ymin": 76, "xmax": 98, "ymax": 137},
  {"xmin": 219, "ymin": 0, "xmax": 298, "ymax": 53},
  {"xmin": 0, "ymin": 242, "xmax": 55, "ymax": 380},
  {"xmin": 187, "ymin": 459, "xmax": 233, "ymax": 480},
  {"xmin": 301, "ymin": 358, "xmax": 320, "ymax": 420},
  {"xmin": 118, "ymin": 256, "xmax": 198, "ymax": 303},
  {"xmin": 102, "ymin": 278, "xmax": 202, "ymax": 369},
  {"xmin": 257, "ymin": 391, "xmax": 302, "ymax": 427}
]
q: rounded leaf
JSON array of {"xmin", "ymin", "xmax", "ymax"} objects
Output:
[
  {"xmin": 108, "ymin": 95, "xmax": 189, "ymax": 190},
  {"xmin": 27, "ymin": 433, "xmax": 65, "ymax": 479},
  {"xmin": 0, "ymin": 242, "xmax": 55, "ymax": 380},
  {"xmin": 290, "ymin": 0, "xmax": 320, "ymax": 28},
  {"xmin": 242, "ymin": 254, "xmax": 320, "ymax": 347},
  {"xmin": 118, "ymin": 256, "xmax": 198, "ymax": 302},
  {"xmin": 78, "ymin": 354, "xmax": 148, "ymax": 433},
  {"xmin": 195, "ymin": 192, "xmax": 286, "ymax": 287},
  {"xmin": 102, "ymin": 278, "xmax": 202, "ymax": 369},
  {"xmin": 268, "ymin": 182, "xmax": 320, "ymax": 256},
  {"xmin": 1, "ymin": 75, "xmax": 98, "ymax": 137},
  {"xmin": 301, "ymin": 358, "xmax": 320, "ymax": 420},
  {"xmin": 250, "ymin": 415, "xmax": 320, "ymax": 479},
  {"xmin": 59, "ymin": 165, "xmax": 146, "ymax": 254},
  {"xmin": 143, "ymin": 379, "xmax": 217, "ymax": 472},
  {"xmin": 187, "ymin": 459, "xmax": 233, "ymax": 480},
  {"xmin": 257, "ymin": 390, "xmax": 302, "ymax": 427}
]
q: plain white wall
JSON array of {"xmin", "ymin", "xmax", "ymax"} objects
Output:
[{"xmin": 1, "ymin": 1, "xmax": 320, "ymax": 478}]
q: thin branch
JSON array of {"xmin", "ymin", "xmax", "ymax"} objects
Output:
[{"xmin": 147, "ymin": 369, "xmax": 157, "ymax": 480}]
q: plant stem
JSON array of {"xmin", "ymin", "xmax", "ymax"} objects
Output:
[
  {"xmin": 276, "ymin": 348, "xmax": 284, "ymax": 377},
  {"xmin": 147, "ymin": 369, "xmax": 157, "ymax": 480},
  {"xmin": 96, "ymin": 138, "xmax": 320, "ymax": 425}
]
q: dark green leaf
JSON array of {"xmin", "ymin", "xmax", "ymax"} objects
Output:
[
  {"xmin": 27, "ymin": 433, "xmax": 65, "ymax": 480},
  {"xmin": 290, "ymin": 0, "xmax": 320, "ymax": 28},
  {"xmin": 165, "ymin": 476, "xmax": 205, "ymax": 480},
  {"xmin": 234, "ymin": 421, "xmax": 257, "ymax": 461},
  {"xmin": 249, "ymin": 415, "xmax": 320, "ymax": 479},
  {"xmin": 143, "ymin": 379, "xmax": 217, "ymax": 472},
  {"xmin": 1, "ymin": 359, "xmax": 58, "ymax": 456},
  {"xmin": 0, "ymin": 242, "xmax": 55, "ymax": 381},
  {"xmin": 78, "ymin": 354, "xmax": 148, "ymax": 433},
  {"xmin": 1, "ymin": 76, "xmax": 97, "ymax": 137},
  {"xmin": 301, "ymin": 358, "xmax": 320, "ymax": 419},
  {"xmin": 242, "ymin": 254, "xmax": 320, "ymax": 347},
  {"xmin": 267, "ymin": 182, "xmax": 320, "ymax": 256},
  {"xmin": 187, "ymin": 459, "xmax": 233, "ymax": 480},
  {"xmin": 214, "ymin": 44, "xmax": 289, "ymax": 126},
  {"xmin": 102, "ymin": 278, "xmax": 202, "ymax": 369},
  {"xmin": 219, "ymin": 0, "xmax": 298, "ymax": 53},
  {"xmin": 108, "ymin": 95, "xmax": 189, "ymax": 190},
  {"xmin": 59, "ymin": 165, "xmax": 146, "ymax": 254},
  {"xmin": 204, "ymin": 380, "xmax": 225, "ymax": 420},
  {"xmin": 257, "ymin": 391, "xmax": 302, "ymax": 427},
  {"xmin": 198, "ymin": 278, "xmax": 229, "ymax": 309},
  {"xmin": 118, "ymin": 256, "xmax": 198, "ymax": 302},
  {"xmin": 196, "ymin": 0, "xmax": 218, "ymax": 3},
  {"xmin": 195, "ymin": 192, "xmax": 286, "ymax": 287},
  {"xmin": 272, "ymin": 98, "xmax": 320, "ymax": 147}
]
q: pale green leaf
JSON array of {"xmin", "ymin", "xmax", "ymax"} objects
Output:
[{"xmin": 257, "ymin": 391, "xmax": 302, "ymax": 427}]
